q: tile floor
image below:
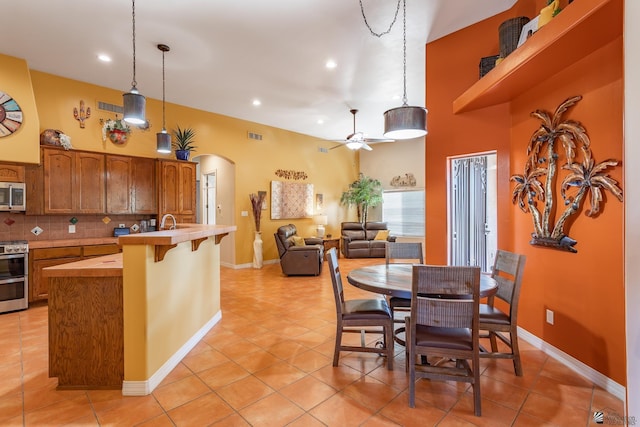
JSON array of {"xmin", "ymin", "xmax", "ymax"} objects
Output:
[{"xmin": 0, "ymin": 257, "xmax": 624, "ymax": 426}]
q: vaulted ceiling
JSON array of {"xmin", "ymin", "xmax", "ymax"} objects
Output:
[{"xmin": 1, "ymin": 0, "xmax": 515, "ymax": 142}]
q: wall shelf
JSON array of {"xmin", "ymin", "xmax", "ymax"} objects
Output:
[{"xmin": 453, "ymin": 0, "xmax": 622, "ymax": 114}]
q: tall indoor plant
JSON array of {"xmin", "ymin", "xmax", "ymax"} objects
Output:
[
  {"xmin": 340, "ymin": 173, "xmax": 383, "ymax": 223},
  {"xmin": 172, "ymin": 126, "xmax": 197, "ymax": 160}
]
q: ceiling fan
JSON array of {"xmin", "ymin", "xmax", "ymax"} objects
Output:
[{"xmin": 331, "ymin": 109, "xmax": 394, "ymax": 151}]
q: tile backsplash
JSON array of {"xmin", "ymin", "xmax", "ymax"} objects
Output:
[{"xmin": 0, "ymin": 212, "xmax": 156, "ymax": 242}]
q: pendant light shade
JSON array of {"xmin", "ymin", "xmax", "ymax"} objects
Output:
[
  {"xmin": 383, "ymin": 105, "xmax": 427, "ymax": 139},
  {"xmin": 123, "ymin": 0, "xmax": 146, "ymax": 125},
  {"xmin": 156, "ymin": 43, "xmax": 172, "ymax": 153}
]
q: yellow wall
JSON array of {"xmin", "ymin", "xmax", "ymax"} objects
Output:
[
  {"xmin": 1, "ymin": 55, "xmax": 360, "ymax": 264},
  {"xmin": 122, "ymin": 238, "xmax": 220, "ymax": 380},
  {"xmin": 0, "ymin": 54, "xmax": 40, "ymax": 163}
]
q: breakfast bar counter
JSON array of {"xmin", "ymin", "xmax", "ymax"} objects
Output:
[{"xmin": 43, "ymin": 223, "xmax": 236, "ymax": 392}]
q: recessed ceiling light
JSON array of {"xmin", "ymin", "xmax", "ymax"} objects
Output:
[
  {"xmin": 252, "ymin": 99, "xmax": 261, "ymax": 106},
  {"xmin": 317, "ymin": 119, "xmax": 324, "ymax": 125},
  {"xmin": 325, "ymin": 59, "xmax": 337, "ymax": 69},
  {"xmin": 98, "ymin": 54, "xmax": 112, "ymax": 62}
]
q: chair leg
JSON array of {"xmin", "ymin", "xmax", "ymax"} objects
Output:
[
  {"xmin": 473, "ymin": 354, "xmax": 482, "ymax": 416},
  {"xmin": 510, "ymin": 328, "xmax": 523, "ymax": 376},
  {"xmin": 333, "ymin": 324, "xmax": 342, "ymax": 367},
  {"xmin": 489, "ymin": 331, "xmax": 498, "ymax": 352},
  {"xmin": 407, "ymin": 326, "xmax": 415, "ymax": 408},
  {"xmin": 385, "ymin": 323, "xmax": 394, "ymax": 370}
]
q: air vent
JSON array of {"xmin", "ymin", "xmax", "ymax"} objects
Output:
[
  {"xmin": 318, "ymin": 147, "xmax": 328, "ymax": 153},
  {"xmin": 97, "ymin": 101, "xmax": 124, "ymax": 114},
  {"xmin": 247, "ymin": 132, "xmax": 263, "ymax": 141}
]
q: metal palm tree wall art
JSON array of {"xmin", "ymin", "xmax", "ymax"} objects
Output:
[{"xmin": 511, "ymin": 95, "xmax": 623, "ymax": 253}]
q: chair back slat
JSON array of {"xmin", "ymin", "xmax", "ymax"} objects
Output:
[
  {"xmin": 386, "ymin": 242, "xmax": 423, "ymax": 265},
  {"xmin": 411, "ymin": 265, "xmax": 480, "ymax": 329},
  {"xmin": 491, "ymin": 250, "xmax": 527, "ymax": 311},
  {"xmin": 327, "ymin": 248, "xmax": 345, "ymax": 315}
]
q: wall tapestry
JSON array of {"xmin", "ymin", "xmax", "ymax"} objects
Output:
[
  {"xmin": 271, "ymin": 181, "xmax": 314, "ymax": 219},
  {"xmin": 511, "ymin": 95, "xmax": 623, "ymax": 253}
]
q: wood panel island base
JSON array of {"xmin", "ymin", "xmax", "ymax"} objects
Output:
[{"xmin": 43, "ymin": 224, "xmax": 236, "ymax": 394}]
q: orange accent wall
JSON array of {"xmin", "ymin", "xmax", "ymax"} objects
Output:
[{"xmin": 426, "ymin": 0, "xmax": 625, "ymax": 384}]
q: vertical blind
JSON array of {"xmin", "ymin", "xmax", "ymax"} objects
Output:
[{"xmin": 382, "ymin": 190, "xmax": 425, "ymax": 237}]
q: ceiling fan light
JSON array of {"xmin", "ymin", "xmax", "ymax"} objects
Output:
[
  {"xmin": 383, "ymin": 105, "xmax": 428, "ymax": 139},
  {"xmin": 346, "ymin": 141, "xmax": 363, "ymax": 150},
  {"xmin": 157, "ymin": 129, "xmax": 171, "ymax": 153}
]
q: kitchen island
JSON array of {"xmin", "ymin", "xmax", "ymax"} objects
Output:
[{"xmin": 44, "ymin": 224, "xmax": 236, "ymax": 394}]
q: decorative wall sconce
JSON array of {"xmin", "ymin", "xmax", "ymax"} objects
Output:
[
  {"xmin": 73, "ymin": 100, "xmax": 91, "ymax": 128},
  {"xmin": 511, "ymin": 95, "xmax": 623, "ymax": 253}
]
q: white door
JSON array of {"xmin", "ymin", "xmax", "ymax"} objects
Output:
[
  {"xmin": 204, "ymin": 172, "xmax": 216, "ymax": 225},
  {"xmin": 448, "ymin": 153, "xmax": 497, "ymax": 272}
]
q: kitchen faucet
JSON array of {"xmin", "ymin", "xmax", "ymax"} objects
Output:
[{"xmin": 160, "ymin": 214, "xmax": 177, "ymax": 230}]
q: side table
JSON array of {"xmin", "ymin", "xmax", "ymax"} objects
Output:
[{"xmin": 322, "ymin": 238, "xmax": 340, "ymax": 259}]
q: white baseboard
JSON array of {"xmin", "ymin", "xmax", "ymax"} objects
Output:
[
  {"xmin": 122, "ymin": 310, "xmax": 222, "ymax": 396},
  {"xmin": 233, "ymin": 259, "xmax": 279, "ymax": 269},
  {"xmin": 518, "ymin": 327, "xmax": 626, "ymax": 401}
]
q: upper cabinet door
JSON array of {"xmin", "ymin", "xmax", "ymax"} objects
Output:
[
  {"xmin": 43, "ymin": 149, "xmax": 75, "ymax": 214},
  {"xmin": 131, "ymin": 157, "xmax": 157, "ymax": 214},
  {"xmin": 106, "ymin": 155, "xmax": 133, "ymax": 214},
  {"xmin": 75, "ymin": 152, "xmax": 105, "ymax": 213}
]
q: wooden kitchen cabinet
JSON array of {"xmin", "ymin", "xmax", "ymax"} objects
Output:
[
  {"xmin": 158, "ymin": 160, "xmax": 196, "ymax": 223},
  {"xmin": 29, "ymin": 243, "xmax": 121, "ymax": 302},
  {"xmin": 106, "ymin": 155, "xmax": 156, "ymax": 214},
  {"xmin": 30, "ymin": 246, "xmax": 83, "ymax": 302},
  {"xmin": 43, "ymin": 147, "xmax": 105, "ymax": 214},
  {"xmin": 0, "ymin": 163, "xmax": 25, "ymax": 182}
]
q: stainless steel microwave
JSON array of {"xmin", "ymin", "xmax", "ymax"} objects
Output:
[{"xmin": 0, "ymin": 182, "xmax": 26, "ymax": 212}]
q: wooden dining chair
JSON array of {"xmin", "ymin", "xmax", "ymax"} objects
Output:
[
  {"xmin": 479, "ymin": 249, "xmax": 527, "ymax": 376},
  {"xmin": 327, "ymin": 248, "xmax": 394, "ymax": 370},
  {"xmin": 405, "ymin": 265, "xmax": 482, "ymax": 415},
  {"xmin": 385, "ymin": 242, "xmax": 423, "ymax": 342}
]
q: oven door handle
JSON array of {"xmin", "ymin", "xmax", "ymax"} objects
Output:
[
  {"xmin": 0, "ymin": 277, "xmax": 25, "ymax": 285},
  {"xmin": 0, "ymin": 253, "xmax": 27, "ymax": 260}
]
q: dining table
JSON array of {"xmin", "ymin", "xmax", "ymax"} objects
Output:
[
  {"xmin": 346, "ymin": 263, "xmax": 498, "ymax": 347},
  {"xmin": 346, "ymin": 263, "xmax": 498, "ymax": 300}
]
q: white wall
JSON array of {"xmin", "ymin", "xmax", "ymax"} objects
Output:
[
  {"xmin": 625, "ymin": 0, "xmax": 640, "ymax": 416},
  {"xmin": 359, "ymin": 137, "xmax": 426, "ymax": 222}
]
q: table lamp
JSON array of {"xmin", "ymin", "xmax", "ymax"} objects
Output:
[{"xmin": 313, "ymin": 215, "xmax": 328, "ymax": 238}]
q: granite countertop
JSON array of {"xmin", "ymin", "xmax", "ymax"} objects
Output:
[{"xmin": 28, "ymin": 237, "xmax": 120, "ymax": 250}]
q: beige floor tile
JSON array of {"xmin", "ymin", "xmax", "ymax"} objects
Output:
[
  {"xmin": 309, "ymin": 392, "xmax": 377, "ymax": 426},
  {"xmin": 239, "ymin": 393, "xmax": 305, "ymax": 426},
  {"xmin": 152, "ymin": 375, "xmax": 211, "ymax": 411},
  {"xmin": 167, "ymin": 392, "xmax": 235, "ymax": 426},
  {"xmin": 279, "ymin": 375, "xmax": 337, "ymax": 411},
  {"xmin": 215, "ymin": 375, "xmax": 275, "ymax": 410}
]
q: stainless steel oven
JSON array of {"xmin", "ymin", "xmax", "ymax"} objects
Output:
[{"xmin": 0, "ymin": 240, "xmax": 28, "ymax": 313}]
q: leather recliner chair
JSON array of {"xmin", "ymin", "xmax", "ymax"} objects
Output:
[{"xmin": 274, "ymin": 224, "xmax": 324, "ymax": 276}]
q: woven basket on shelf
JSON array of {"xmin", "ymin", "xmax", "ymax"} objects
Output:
[
  {"xmin": 499, "ymin": 16, "xmax": 530, "ymax": 58},
  {"xmin": 479, "ymin": 55, "xmax": 500, "ymax": 79}
]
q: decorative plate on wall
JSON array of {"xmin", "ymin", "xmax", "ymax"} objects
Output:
[{"xmin": 0, "ymin": 91, "xmax": 23, "ymax": 137}]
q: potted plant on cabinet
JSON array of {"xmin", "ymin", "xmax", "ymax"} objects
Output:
[{"xmin": 172, "ymin": 126, "xmax": 197, "ymax": 160}]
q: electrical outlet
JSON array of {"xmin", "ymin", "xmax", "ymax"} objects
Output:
[
  {"xmin": 68, "ymin": 225, "xmax": 76, "ymax": 234},
  {"xmin": 31, "ymin": 226, "xmax": 43, "ymax": 236},
  {"xmin": 241, "ymin": 211, "xmax": 249, "ymax": 217},
  {"xmin": 546, "ymin": 309, "xmax": 554, "ymax": 325},
  {"xmin": 119, "ymin": 223, "xmax": 126, "ymax": 228}
]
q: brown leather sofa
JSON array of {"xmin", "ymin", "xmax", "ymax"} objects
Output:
[
  {"xmin": 274, "ymin": 224, "xmax": 324, "ymax": 276},
  {"xmin": 340, "ymin": 221, "xmax": 396, "ymax": 258}
]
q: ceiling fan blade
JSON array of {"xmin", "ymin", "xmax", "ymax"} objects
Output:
[
  {"xmin": 361, "ymin": 142, "xmax": 373, "ymax": 151},
  {"xmin": 363, "ymin": 137, "xmax": 395, "ymax": 143}
]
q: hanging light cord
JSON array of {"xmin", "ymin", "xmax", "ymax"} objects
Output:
[
  {"xmin": 359, "ymin": 0, "xmax": 409, "ymax": 105},
  {"xmin": 161, "ymin": 48, "xmax": 166, "ymax": 131},
  {"xmin": 401, "ymin": 0, "xmax": 407, "ymax": 106},
  {"xmin": 359, "ymin": 0, "xmax": 401, "ymax": 38},
  {"xmin": 131, "ymin": 0, "xmax": 138, "ymax": 89}
]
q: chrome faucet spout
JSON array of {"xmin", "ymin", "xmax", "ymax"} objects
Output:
[{"xmin": 160, "ymin": 214, "xmax": 177, "ymax": 230}]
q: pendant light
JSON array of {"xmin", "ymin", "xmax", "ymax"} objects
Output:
[
  {"xmin": 379, "ymin": 0, "xmax": 427, "ymax": 139},
  {"xmin": 123, "ymin": 0, "xmax": 146, "ymax": 125},
  {"xmin": 156, "ymin": 44, "xmax": 172, "ymax": 153}
]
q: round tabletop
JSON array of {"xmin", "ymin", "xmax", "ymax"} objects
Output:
[{"xmin": 346, "ymin": 263, "xmax": 497, "ymax": 299}]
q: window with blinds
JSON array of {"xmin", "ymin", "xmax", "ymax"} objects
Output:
[{"xmin": 382, "ymin": 190, "xmax": 425, "ymax": 237}]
